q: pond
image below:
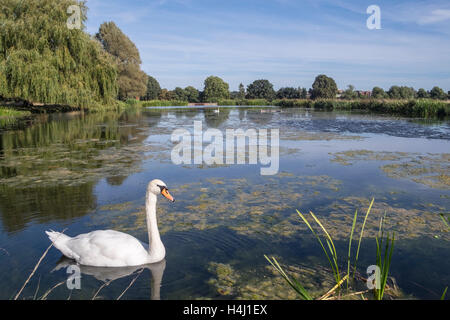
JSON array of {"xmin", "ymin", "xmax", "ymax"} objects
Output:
[{"xmin": 0, "ymin": 106, "xmax": 449, "ymax": 300}]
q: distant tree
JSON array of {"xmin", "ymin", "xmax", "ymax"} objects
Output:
[
  {"xmin": 142, "ymin": 75, "xmax": 161, "ymax": 100},
  {"xmin": 238, "ymin": 83, "xmax": 246, "ymax": 100},
  {"xmin": 246, "ymin": 80, "xmax": 276, "ymax": 100},
  {"xmin": 448, "ymin": 91, "xmax": 450, "ymax": 100},
  {"xmin": 299, "ymin": 87, "xmax": 308, "ymax": 99},
  {"xmin": 399, "ymin": 86, "xmax": 416, "ymax": 99},
  {"xmin": 372, "ymin": 87, "xmax": 386, "ymax": 99},
  {"xmin": 342, "ymin": 85, "xmax": 358, "ymax": 100},
  {"xmin": 184, "ymin": 86, "xmax": 200, "ymax": 102},
  {"xmin": 159, "ymin": 89, "xmax": 174, "ymax": 100},
  {"xmin": 202, "ymin": 76, "xmax": 229, "ymax": 102},
  {"xmin": 416, "ymin": 88, "xmax": 429, "ymax": 99},
  {"xmin": 96, "ymin": 21, "xmax": 147, "ymax": 100},
  {"xmin": 173, "ymin": 87, "xmax": 187, "ymax": 101},
  {"xmin": 0, "ymin": 0, "xmax": 118, "ymax": 109},
  {"xmin": 430, "ymin": 86, "xmax": 446, "ymax": 100},
  {"xmin": 311, "ymin": 75, "xmax": 338, "ymax": 99},
  {"xmin": 388, "ymin": 85, "xmax": 415, "ymax": 99},
  {"xmin": 387, "ymin": 86, "xmax": 402, "ymax": 99},
  {"xmin": 276, "ymin": 87, "xmax": 300, "ymax": 99},
  {"xmin": 230, "ymin": 91, "xmax": 239, "ymax": 99}
]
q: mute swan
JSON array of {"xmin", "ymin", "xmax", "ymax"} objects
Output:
[{"xmin": 46, "ymin": 179, "xmax": 174, "ymax": 267}]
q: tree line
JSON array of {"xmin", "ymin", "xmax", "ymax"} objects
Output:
[
  {"xmin": 0, "ymin": 0, "xmax": 448, "ymax": 110},
  {"xmin": 142, "ymin": 74, "xmax": 450, "ymax": 103}
]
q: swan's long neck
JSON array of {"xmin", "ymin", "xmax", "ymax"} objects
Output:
[{"xmin": 146, "ymin": 192, "xmax": 165, "ymax": 262}]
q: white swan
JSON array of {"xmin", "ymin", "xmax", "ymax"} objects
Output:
[{"xmin": 46, "ymin": 179, "xmax": 174, "ymax": 267}]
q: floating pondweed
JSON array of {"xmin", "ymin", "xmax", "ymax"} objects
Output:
[{"xmin": 330, "ymin": 150, "xmax": 450, "ymax": 189}]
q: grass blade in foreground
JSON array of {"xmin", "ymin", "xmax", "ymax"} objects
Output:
[
  {"xmin": 347, "ymin": 209, "xmax": 358, "ymax": 289},
  {"xmin": 264, "ymin": 255, "xmax": 313, "ymax": 300},
  {"xmin": 441, "ymin": 287, "xmax": 448, "ymax": 300},
  {"xmin": 296, "ymin": 210, "xmax": 341, "ymax": 285},
  {"xmin": 353, "ymin": 198, "xmax": 375, "ymax": 278}
]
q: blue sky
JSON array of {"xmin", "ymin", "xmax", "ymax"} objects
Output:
[{"xmin": 85, "ymin": 0, "xmax": 450, "ymax": 91}]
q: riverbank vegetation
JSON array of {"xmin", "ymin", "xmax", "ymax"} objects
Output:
[{"xmin": 0, "ymin": 106, "xmax": 31, "ymax": 127}]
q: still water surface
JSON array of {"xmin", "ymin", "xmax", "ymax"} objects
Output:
[{"xmin": 0, "ymin": 107, "xmax": 448, "ymax": 299}]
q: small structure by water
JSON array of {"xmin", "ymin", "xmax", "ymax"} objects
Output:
[{"xmin": 188, "ymin": 103, "xmax": 218, "ymax": 106}]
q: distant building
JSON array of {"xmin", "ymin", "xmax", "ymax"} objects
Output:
[
  {"xmin": 336, "ymin": 89, "xmax": 344, "ymax": 98},
  {"xmin": 357, "ymin": 90, "xmax": 372, "ymax": 97}
]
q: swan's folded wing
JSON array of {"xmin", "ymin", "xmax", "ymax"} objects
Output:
[{"xmin": 66, "ymin": 230, "xmax": 149, "ymax": 267}]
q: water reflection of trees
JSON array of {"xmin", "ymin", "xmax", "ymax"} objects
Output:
[
  {"xmin": 0, "ymin": 109, "xmax": 161, "ymax": 232},
  {"xmin": 245, "ymin": 109, "xmax": 274, "ymax": 126},
  {"xmin": 203, "ymin": 108, "xmax": 231, "ymax": 128},
  {"xmin": 0, "ymin": 182, "xmax": 96, "ymax": 234}
]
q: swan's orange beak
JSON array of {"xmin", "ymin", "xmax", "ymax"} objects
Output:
[{"xmin": 161, "ymin": 188, "xmax": 175, "ymax": 202}]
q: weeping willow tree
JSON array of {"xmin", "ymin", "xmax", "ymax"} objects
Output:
[{"xmin": 0, "ymin": 0, "xmax": 118, "ymax": 110}]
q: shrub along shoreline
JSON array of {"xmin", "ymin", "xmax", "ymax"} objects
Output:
[
  {"xmin": 272, "ymin": 99, "xmax": 450, "ymax": 118},
  {"xmin": 140, "ymin": 98, "xmax": 450, "ymax": 118}
]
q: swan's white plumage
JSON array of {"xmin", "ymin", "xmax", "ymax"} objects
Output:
[{"xmin": 46, "ymin": 179, "xmax": 171, "ymax": 267}]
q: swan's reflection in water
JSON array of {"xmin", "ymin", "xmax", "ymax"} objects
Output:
[{"xmin": 52, "ymin": 257, "xmax": 166, "ymax": 300}]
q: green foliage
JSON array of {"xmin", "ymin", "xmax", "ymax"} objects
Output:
[
  {"xmin": 240, "ymin": 99, "xmax": 270, "ymax": 106},
  {"xmin": 264, "ymin": 255, "xmax": 313, "ymax": 300},
  {"xmin": 158, "ymin": 89, "xmax": 173, "ymax": 100},
  {"xmin": 417, "ymin": 88, "xmax": 429, "ymax": 99},
  {"xmin": 0, "ymin": 107, "xmax": 31, "ymax": 118},
  {"xmin": 217, "ymin": 99, "xmax": 238, "ymax": 106},
  {"xmin": 96, "ymin": 21, "xmax": 146, "ymax": 100},
  {"xmin": 299, "ymin": 87, "xmax": 308, "ymax": 99},
  {"xmin": 276, "ymin": 87, "xmax": 300, "ymax": 99},
  {"xmin": 441, "ymin": 287, "xmax": 448, "ymax": 300},
  {"xmin": 142, "ymin": 75, "xmax": 161, "ymax": 100},
  {"xmin": 272, "ymin": 99, "xmax": 449, "ymax": 118},
  {"xmin": 387, "ymin": 86, "xmax": 415, "ymax": 99},
  {"xmin": 342, "ymin": 85, "xmax": 358, "ymax": 100},
  {"xmin": 0, "ymin": 106, "xmax": 31, "ymax": 127},
  {"xmin": 202, "ymin": 76, "xmax": 230, "ymax": 102},
  {"xmin": 0, "ymin": 0, "xmax": 118, "ymax": 110},
  {"xmin": 374, "ymin": 215, "xmax": 395, "ymax": 300},
  {"xmin": 311, "ymin": 75, "xmax": 338, "ymax": 99},
  {"xmin": 297, "ymin": 210, "xmax": 342, "ymax": 285},
  {"xmin": 430, "ymin": 86, "xmax": 447, "ymax": 100},
  {"xmin": 266, "ymin": 199, "xmax": 378, "ymax": 300},
  {"xmin": 246, "ymin": 80, "xmax": 275, "ymax": 101},
  {"xmin": 371, "ymin": 87, "xmax": 386, "ymax": 99},
  {"xmin": 238, "ymin": 83, "xmax": 246, "ymax": 100},
  {"xmin": 184, "ymin": 86, "xmax": 200, "ymax": 103},
  {"xmin": 141, "ymin": 100, "xmax": 188, "ymax": 107},
  {"xmin": 173, "ymin": 87, "xmax": 187, "ymax": 101}
]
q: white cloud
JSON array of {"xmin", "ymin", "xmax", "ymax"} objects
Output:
[{"xmin": 418, "ymin": 9, "xmax": 450, "ymax": 24}]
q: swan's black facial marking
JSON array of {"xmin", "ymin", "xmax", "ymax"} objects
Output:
[
  {"xmin": 158, "ymin": 184, "xmax": 174, "ymax": 202},
  {"xmin": 157, "ymin": 185, "xmax": 167, "ymax": 192}
]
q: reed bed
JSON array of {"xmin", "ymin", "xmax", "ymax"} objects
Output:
[
  {"xmin": 141, "ymin": 100, "xmax": 188, "ymax": 107},
  {"xmin": 273, "ymin": 99, "xmax": 450, "ymax": 118}
]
